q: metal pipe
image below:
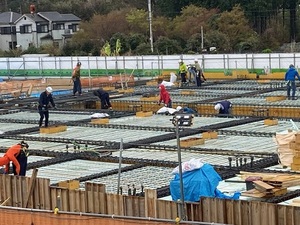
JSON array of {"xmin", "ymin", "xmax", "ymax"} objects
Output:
[
  {"xmin": 117, "ymin": 138, "xmax": 123, "ymax": 194},
  {"xmin": 148, "ymin": 0, "xmax": 154, "ymax": 53},
  {"xmin": 175, "ymin": 118, "xmax": 185, "ymax": 220}
]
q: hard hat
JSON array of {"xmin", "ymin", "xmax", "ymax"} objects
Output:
[
  {"xmin": 194, "ymin": 59, "xmax": 198, "ymax": 62},
  {"xmin": 19, "ymin": 141, "xmax": 29, "ymax": 148},
  {"xmin": 214, "ymin": 103, "xmax": 222, "ymax": 111},
  {"xmin": 178, "ymin": 60, "xmax": 182, "ymax": 63},
  {"xmin": 176, "ymin": 106, "xmax": 182, "ymax": 111},
  {"xmin": 46, "ymin": 86, "xmax": 53, "ymax": 93}
]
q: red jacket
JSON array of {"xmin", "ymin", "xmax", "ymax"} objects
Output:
[
  {"xmin": 0, "ymin": 144, "xmax": 22, "ymax": 175},
  {"xmin": 159, "ymin": 84, "xmax": 171, "ymax": 105}
]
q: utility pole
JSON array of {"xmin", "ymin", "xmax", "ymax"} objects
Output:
[
  {"xmin": 148, "ymin": 0, "xmax": 154, "ymax": 53},
  {"xmin": 201, "ymin": 26, "xmax": 204, "ymax": 51}
]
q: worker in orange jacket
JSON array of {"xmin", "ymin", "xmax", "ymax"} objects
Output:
[{"xmin": 0, "ymin": 141, "xmax": 29, "ymax": 175}]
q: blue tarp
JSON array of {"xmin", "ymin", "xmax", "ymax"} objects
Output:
[{"xmin": 170, "ymin": 163, "xmax": 240, "ymax": 202}]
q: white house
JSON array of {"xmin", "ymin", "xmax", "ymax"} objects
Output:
[
  {"xmin": 0, "ymin": 12, "xmax": 22, "ymax": 51},
  {"xmin": 6, "ymin": 11, "xmax": 81, "ymax": 51}
]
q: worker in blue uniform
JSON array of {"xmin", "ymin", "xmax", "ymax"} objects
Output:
[{"xmin": 214, "ymin": 100, "xmax": 232, "ymax": 115}]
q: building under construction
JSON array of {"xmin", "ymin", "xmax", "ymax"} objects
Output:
[{"xmin": 0, "ymin": 73, "xmax": 300, "ymax": 225}]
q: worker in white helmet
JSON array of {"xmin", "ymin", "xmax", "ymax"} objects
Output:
[
  {"xmin": 189, "ymin": 59, "xmax": 206, "ymax": 87},
  {"xmin": 214, "ymin": 100, "xmax": 232, "ymax": 115},
  {"xmin": 38, "ymin": 86, "xmax": 56, "ymax": 127}
]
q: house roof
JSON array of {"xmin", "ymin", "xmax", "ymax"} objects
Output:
[
  {"xmin": 38, "ymin": 12, "xmax": 81, "ymax": 22},
  {"xmin": 15, "ymin": 13, "xmax": 48, "ymax": 24},
  {"xmin": 0, "ymin": 12, "xmax": 22, "ymax": 24}
]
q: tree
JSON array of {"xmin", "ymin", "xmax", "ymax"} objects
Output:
[
  {"xmin": 216, "ymin": 5, "xmax": 258, "ymax": 52},
  {"xmin": 128, "ymin": 33, "xmax": 148, "ymax": 52},
  {"xmin": 126, "ymin": 9, "xmax": 149, "ymax": 35},
  {"xmin": 110, "ymin": 33, "xmax": 130, "ymax": 55},
  {"xmin": 204, "ymin": 30, "xmax": 230, "ymax": 53},
  {"xmin": 78, "ymin": 9, "xmax": 131, "ymax": 43},
  {"xmin": 171, "ymin": 5, "xmax": 218, "ymax": 41},
  {"xmin": 154, "ymin": 36, "xmax": 182, "ymax": 54}
]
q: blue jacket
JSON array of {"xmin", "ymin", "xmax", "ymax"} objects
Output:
[
  {"xmin": 38, "ymin": 91, "xmax": 55, "ymax": 110},
  {"xmin": 217, "ymin": 100, "xmax": 232, "ymax": 114},
  {"xmin": 285, "ymin": 67, "xmax": 300, "ymax": 81}
]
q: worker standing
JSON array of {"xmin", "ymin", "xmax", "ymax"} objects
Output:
[
  {"xmin": 72, "ymin": 62, "xmax": 82, "ymax": 96},
  {"xmin": 93, "ymin": 88, "xmax": 112, "ymax": 109},
  {"xmin": 179, "ymin": 60, "xmax": 188, "ymax": 87},
  {"xmin": 38, "ymin": 87, "xmax": 56, "ymax": 127},
  {"xmin": 214, "ymin": 100, "xmax": 232, "ymax": 115},
  {"xmin": 0, "ymin": 141, "xmax": 29, "ymax": 176},
  {"xmin": 285, "ymin": 64, "xmax": 300, "ymax": 100}
]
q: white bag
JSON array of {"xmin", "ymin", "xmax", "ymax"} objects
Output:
[{"xmin": 172, "ymin": 158, "xmax": 205, "ymax": 174}]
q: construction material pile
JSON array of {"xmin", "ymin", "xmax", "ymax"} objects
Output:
[{"xmin": 241, "ymin": 171, "xmax": 300, "ymax": 198}]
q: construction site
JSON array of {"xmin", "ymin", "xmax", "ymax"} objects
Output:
[{"xmin": 0, "ymin": 69, "xmax": 300, "ymax": 225}]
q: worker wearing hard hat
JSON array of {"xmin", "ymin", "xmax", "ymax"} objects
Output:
[
  {"xmin": 178, "ymin": 60, "xmax": 188, "ymax": 86},
  {"xmin": 214, "ymin": 100, "xmax": 232, "ymax": 115},
  {"xmin": 38, "ymin": 86, "xmax": 56, "ymax": 127},
  {"xmin": 0, "ymin": 141, "xmax": 29, "ymax": 176},
  {"xmin": 191, "ymin": 59, "xmax": 206, "ymax": 87}
]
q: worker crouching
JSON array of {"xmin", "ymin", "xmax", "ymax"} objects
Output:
[{"xmin": 0, "ymin": 141, "xmax": 29, "ymax": 176}]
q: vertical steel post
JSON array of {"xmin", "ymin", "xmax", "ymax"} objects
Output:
[
  {"xmin": 117, "ymin": 138, "xmax": 123, "ymax": 194},
  {"xmin": 175, "ymin": 119, "xmax": 185, "ymax": 220}
]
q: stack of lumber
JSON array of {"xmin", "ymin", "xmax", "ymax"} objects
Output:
[
  {"xmin": 290, "ymin": 132, "xmax": 300, "ymax": 171},
  {"xmin": 240, "ymin": 171, "xmax": 300, "ymax": 198}
]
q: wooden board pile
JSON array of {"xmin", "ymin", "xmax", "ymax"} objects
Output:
[
  {"xmin": 289, "ymin": 132, "xmax": 300, "ymax": 171},
  {"xmin": 240, "ymin": 171, "xmax": 300, "ymax": 198}
]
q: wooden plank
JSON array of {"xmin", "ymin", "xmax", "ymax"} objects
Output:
[
  {"xmin": 225, "ymin": 199, "xmax": 235, "ymax": 225},
  {"xmin": 113, "ymin": 194, "xmax": 120, "ymax": 215},
  {"xmin": 293, "ymin": 206, "xmax": 300, "ymax": 225},
  {"xmin": 285, "ymin": 205, "xmax": 294, "ymax": 225},
  {"xmin": 43, "ymin": 179, "xmax": 51, "ymax": 210},
  {"xmin": 69, "ymin": 190, "xmax": 76, "ymax": 212},
  {"xmin": 253, "ymin": 180, "xmax": 274, "ymax": 192},
  {"xmin": 93, "ymin": 184, "xmax": 100, "ymax": 214},
  {"xmin": 106, "ymin": 193, "xmax": 114, "ymax": 214},
  {"xmin": 250, "ymin": 201, "xmax": 261, "ymax": 225},
  {"xmin": 50, "ymin": 187, "xmax": 58, "ymax": 210},
  {"xmin": 242, "ymin": 188, "xmax": 266, "ymax": 198},
  {"xmin": 75, "ymin": 190, "xmax": 81, "ymax": 212},
  {"xmin": 85, "ymin": 182, "xmax": 94, "ymax": 213},
  {"xmin": 25, "ymin": 168, "xmax": 38, "ymax": 208},
  {"xmin": 124, "ymin": 196, "xmax": 134, "ymax": 216},
  {"xmin": 12, "ymin": 176, "xmax": 18, "ymax": 207},
  {"xmin": 277, "ymin": 205, "xmax": 287, "ymax": 225},
  {"xmin": 60, "ymin": 189, "xmax": 69, "ymax": 211},
  {"xmin": 5, "ymin": 175, "xmax": 12, "ymax": 206},
  {"xmin": 139, "ymin": 196, "xmax": 145, "ymax": 217},
  {"xmin": 164, "ymin": 200, "xmax": 172, "ymax": 219},
  {"xmin": 233, "ymin": 200, "xmax": 242, "ymax": 225},
  {"xmin": 216, "ymin": 198, "xmax": 226, "ymax": 223},
  {"xmin": 99, "ymin": 191, "xmax": 107, "ymax": 214},
  {"xmin": 145, "ymin": 189, "xmax": 157, "ymax": 218},
  {"xmin": 240, "ymin": 200, "xmax": 251, "ymax": 225},
  {"xmin": 132, "ymin": 196, "xmax": 140, "ymax": 217},
  {"xmin": 157, "ymin": 200, "xmax": 166, "ymax": 219},
  {"xmin": 33, "ymin": 177, "xmax": 40, "ymax": 209},
  {"xmin": 80, "ymin": 189, "xmax": 87, "ymax": 213}
]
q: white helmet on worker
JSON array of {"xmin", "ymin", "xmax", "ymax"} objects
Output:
[
  {"xmin": 46, "ymin": 86, "xmax": 53, "ymax": 93},
  {"xmin": 194, "ymin": 59, "xmax": 198, "ymax": 62},
  {"xmin": 176, "ymin": 106, "xmax": 182, "ymax": 111},
  {"xmin": 214, "ymin": 103, "xmax": 222, "ymax": 111}
]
